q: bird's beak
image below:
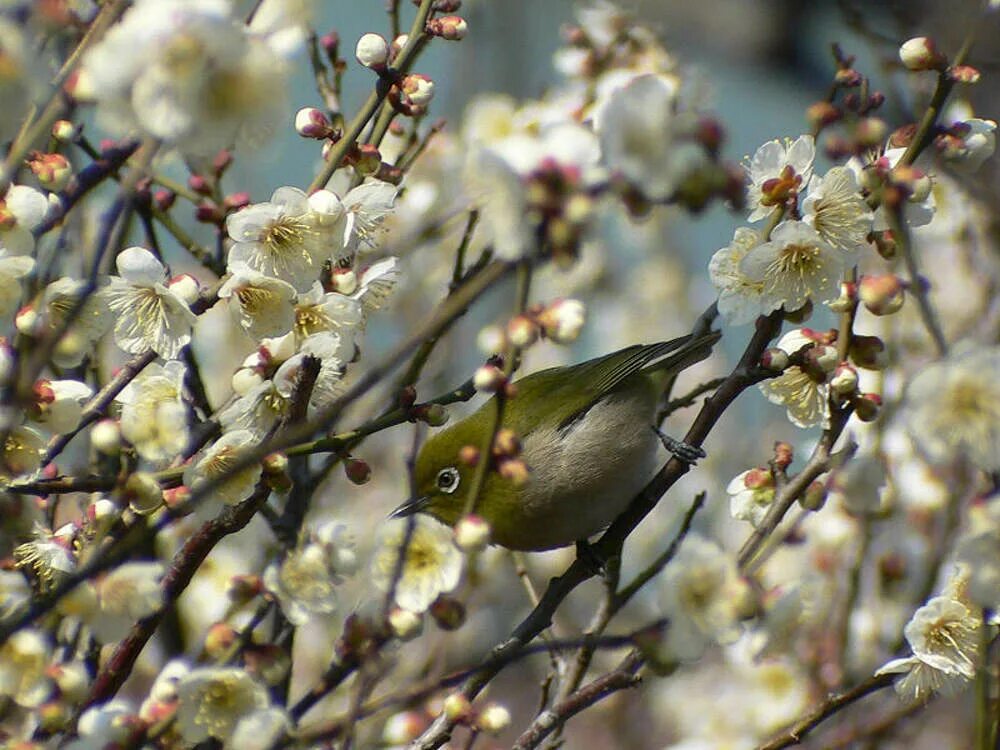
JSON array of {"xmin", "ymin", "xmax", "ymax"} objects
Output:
[{"xmin": 389, "ymin": 495, "xmax": 429, "ymax": 519}]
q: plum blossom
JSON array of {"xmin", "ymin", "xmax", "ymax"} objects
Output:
[
  {"xmin": 0, "ymin": 629, "xmax": 52, "ymax": 708},
  {"xmin": 18, "ymin": 277, "xmax": 111, "ymax": 368},
  {"xmin": 759, "ymin": 329, "xmax": 834, "ymax": 429},
  {"xmin": 801, "ymin": 166, "xmax": 873, "ymax": 253},
  {"xmin": 100, "ymin": 247, "xmax": 197, "ymax": 359},
  {"xmin": 372, "ymin": 516, "xmax": 463, "ymax": 613},
  {"xmin": 218, "ymin": 263, "xmax": 297, "ymax": 340},
  {"xmin": 80, "ymin": 0, "xmax": 289, "ymax": 156},
  {"xmin": 709, "ymin": 227, "xmax": 766, "ymax": 325},
  {"xmin": 745, "ymin": 135, "xmax": 815, "ymax": 222},
  {"xmin": 0, "ymin": 185, "xmax": 46, "ymax": 317},
  {"xmin": 739, "ymin": 220, "xmax": 843, "ymax": 312},
  {"xmin": 292, "ymin": 283, "xmax": 363, "ymax": 352},
  {"xmin": 183, "ymin": 430, "xmax": 263, "ymax": 521},
  {"xmin": 87, "ymin": 562, "xmax": 166, "ymax": 643},
  {"xmin": 117, "ymin": 360, "xmax": 189, "ymax": 463},
  {"xmin": 175, "ymin": 667, "xmax": 269, "ymax": 744}
]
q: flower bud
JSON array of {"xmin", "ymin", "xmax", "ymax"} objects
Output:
[
  {"xmin": 344, "ymin": 457, "xmax": 371, "ymax": 485},
  {"xmin": 430, "ymin": 595, "xmax": 466, "ymax": 630},
  {"xmin": 243, "ymin": 644, "xmax": 291, "ymax": 686},
  {"xmin": 391, "ymin": 34, "xmax": 409, "ymax": 57},
  {"xmin": 854, "ymin": 117, "xmax": 888, "ymax": 148},
  {"xmin": 442, "ymin": 693, "xmax": 472, "ymax": 722},
  {"xmin": 383, "ymin": 711, "xmax": 429, "ymax": 744},
  {"xmin": 125, "ymin": 471, "xmax": 163, "ymax": 515},
  {"xmin": 473, "ymin": 363, "xmax": 505, "ymax": 392},
  {"xmin": 295, "ymin": 107, "xmax": 333, "ymax": 139},
  {"xmin": 810, "ymin": 344, "xmax": 840, "ymax": 373},
  {"xmin": 830, "ymin": 363, "xmax": 859, "ymax": 395},
  {"xmin": 204, "ymin": 622, "xmax": 238, "ymax": 659},
  {"xmin": 772, "ymin": 442, "xmax": 794, "ymax": 471},
  {"xmin": 760, "ymin": 347, "xmax": 789, "ymax": 372},
  {"xmin": 899, "ymin": 37, "xmax": 944, "ymax": 71},
  {"xmin": 426, "ymin": 15, "xmax": 468, "ymax": 40},
  {"xmin": 498, "ymin": 458, "xmax": 530, "ymax": 486},
  {"xmin": 388, "ymin": 607, "xmax": 423, "ymax": 641},
  {"xmin": 168, "ymin": 273, "xmax": 200, "ymax": 305},
  {"xmin": 948, "ymin": 64, "xmax": 980, "ymax": 84},
  {"xmin": 454, "ymin": 514, "xmax": 491, "ymax": 553},
  {"xmin": 476, "ymin": 324, "xmax": 506, "ymax": 355},
  {"xmin": 458, "ymin": 445, "xmax": 480, "ymax": 467},
  {"xmin": 492, "ymin": 428, "xmax": 521, "ymax": 457},
  {"xmin": 401, "ymin": 74, "xmax": 435, "ymax": 106},
  {"xmin": 538, "ymin": 298, "xmax": 585, "ymax": 343},
  {"xmin": 50, "ymin": 662, "xmax": 89, "ymax": 703},
  {"xmin": 227, "ymin": 574, "xmax": 264, "ymax": 603},
  {"xmin": 89, "ymin": 497, "xmax": 116, "ymax": 521},
  {"xmin": 162, "ymin": 485, "xmax": 191, "ymax": 512},
  {"xmin": 853, "ymin": 392, "xmax": 882, "ymax": 422},
  {"xmin": 329, "ymin": 267, "xmax": 358, "ymax": 295},
  {"xmin": 849, "ymin": 335, "xmax": 888, "ymax": 370},
  {"xmin": 355, "ymin": 32, "xmax": 389, "ymax": 69},
  {"xmin": 506, "ymin": 314, "xmax": 539, "ymax": 348},
  {"xmin": 28, "ymin": 153, "xmax": 72, "ymax": 192},
  {"xmin": 477, "ymin": 703, "xmax": 512, "ymax": 735},
  {"xmin": 806, "ymin": 101, "xmax": 841, "ymax": 131},
  {"xmin": 859, "ymin": 274, "xmax": 905, "ymax": 316},
  {"xmin": 744, "ymin": 467, "xmax": 773, "ymax": 489},
  {"xmin": 416, "ymin": 403, "xmax": 450, "ymax": 427},
  {"xmin": 262, "ymin": 452, "xmax": 289, "ymax": 476}
]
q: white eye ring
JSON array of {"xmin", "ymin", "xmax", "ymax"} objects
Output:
[{"xmin": 436, "ymin": 467, "xmax": 460, "ymax": 494}]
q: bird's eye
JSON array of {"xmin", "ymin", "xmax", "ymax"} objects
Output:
[{"xmin": 436, "ymin": 467, "xmax": 460, "ymax": 494}]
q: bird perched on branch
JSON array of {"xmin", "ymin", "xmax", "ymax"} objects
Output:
[{"xmin": 392, "ymin": 332, "xmax": 721, "ymax": 551}]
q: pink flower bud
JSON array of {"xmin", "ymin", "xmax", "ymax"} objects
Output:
[
  {"xmin": 28, "ymin": 153, "xmax": 72, "ymax": 192},
  {"xmin": 744, "ymin": 467, "xmax": 773, "ymax": 489},
  {"xmin": 458, "ymin": 445, "xmax": 480, "ymax": 467},
  {"xmin": 168, "ymin": 273, "xmax": 200, "ymax": 305},
  {"xmin": 830, "ymin": 363, "xmax": 859, "ymax": 395},
  {"xmin": 442, "ymin": 693, "xmax": 473, "ymax": 722},
  {"xmin": 429, "ymin": 596, "xmax": 466, "ymax": 631},
  {"xmin": 387, "ymin": 607, "xmax": 423, "ymax": 641},
  {"xmin": 948, "ymin": 64, "xmax": 980, "ymax": 84},
  {"xmin": 154, "ymin": 189, "xmax": 176, "ymax": 211},
  {"xmin": 506, "ymin": 314, "xmax": 539, "ymax": 348},
  {"xmin": 854, "ymin": 117, "xmax": 888, "ymax": 147},
  {"xmin": 51, "ymin": 119, "xmax": 78, "ymax": 143},
  {"xmin": 899, "ymin": 37, "xmax": 945, "ymax": 71},
  {"xmin": 344, "ymin": 457, "xmax": 371, "ymax": 485},
  {"xmin": 295, "ymin": 107, "xmax": 333, "ymax": 139},
  {"xmin": 188, "ymin": 174, "xmax": 212, "ymax": 195},
  {"xmin": 760, "ymin": 347, "xmax": 789, "ymax": 372},
  {"xmin": 493, "ymin": 428, "xmax": 521, "ymax": 458},
  {"xmin": 355, "ymin": 32, "xmax": 389, "ymax": 69},
  {"xmin": 400, "ymin": 74, "xmax": 435, "ymax": 106},
  {"xmin": 473, "ymin": 363, "xmax": 505, "ymax": 392},
  {"xmin": 773, "ymin": 442, "xmax": 794, "ymax": 470},
  {"xmin": 859, "ymin": 274, "xmax": 905, "ymax": 316},
  {"xmin": 426, "ymin": 15, "xmax": 468, "ymax": 40},
  {"xmin": 498, "ymin": 457, "xmax": 530, "ymax": 486},
  {"xmin": 806, "ymin": 101, "xmax": 841, "ymax": 131},
  {"xmin": 329, "ymin": 267, "xmax": 358, "ymax": 295},
  {"xmin": 853, "ymin": 392, "xmax": 882, "ymax": 422},
  {"xmin": 537, "ymin": 298, "xmax": 585, "ymax": 344}
]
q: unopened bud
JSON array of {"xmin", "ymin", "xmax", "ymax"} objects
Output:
[
  {"xmin": 810, "ymin": 344, "xmax": 840, "ymax": 373},
  {"xmin": 834, "ymin": 68, "xmax": 862, "ymax": 87},
  {"xmin": 760, "ymin": 347, "xmax": 789, "ymax": 372},
  {"xmin": 167, "ymin": 273, "xmax": 200, "ymax": 305},
  {"xmin": 473, "ymin": 363, "xmax": 505, "ymax": 392},
  {"xmin": 391, "ymin": 34, "xmax": 409, "ymax": 57},
  {"xmin": 295, "ymin": 107, "xmax": 333, "ymax": 139},
  {"xmin": 773, "ymin": 442, "xmax": 794, "ymax": 471},
  {"xmin": 89, "ymin": 497, "xmax": 116, "ymax": 522},
  {"xmin": 498, "ymin": 458, "xmax": 529, "ymax": 486},
  {"xmin": 344, "ymin": 457, "xmax": 371, "ymax": 485},
  {"xmin": 329, "ymin": 267, "xmax": 358, "ymax": 295},
  {"xmin": 430, "ymin": 596, "xmax": 466, "ymax": 630},
  {"xmin": 537, "ymin": 298, "xmax": 585, "ymax": 343},
  {"xmin": 493, "ymin": 428, "xmax": 521, "ymax": 457},
  {"xmin": 162, "ymin": 485, "xmax": 191, "ymax": 512},
  {"xmin": 426, "ymin": 15, "xmax": 468, "ymax": 40},
  {"xmin": 125, "ymin": 471, "xmax": 163, "ymax": 515},
  {"xmin": 188, "ymin": 174, "xmax": 212, "ymax": 195},
  {"xmin": 388, "ymin": 607, "xmax": 424, "ymax": 641},
  {"xmin": 830, "ymin": 363, "xmax": 859, "ymax": 395},
  {"xmin": 477, "ymin": 703, "xmax": 512, "ymax": 735},
  {"xmin": 382, "ymin": 711, "xmax": 429, "ymax": 744},
  {"xmin": 454, "ymin": 514, "xmax": 491, "ymax": 552},
  {"xmin": 859, "ymin": 274, "xmax": 905, "ymax": 316},
  {"xmin": 806, "ymin": 101, "xmax": 841, "ymax": 131},
  {"xmin": 458, "ymin": 445, "xmax": 480, "ymax": 467},
  {"xmin": 400, "ymin": 74, "xmax": 435, "ymax": 107},
  {"xmin": 948, "ymin": 64, "xmax": 980, "ymax": 84},
  {"xmin": 744, "ymin": 467, "xmax": 773, "ymax": 489},
  {"xmin": 418, "ymin": 403, "xmax": 449, "ymax": 427},
  {"xmin": 853, "ymin": 392, "xmax": 882, "ymax": 422},
  {"xmin": 828, "ymin": 281, "xmax": 858, "ymax": 313},
  {"xmin": 854, "ymin": 117, "xmax": 888, "ymax": 147},
  {"xmin": 51, "ymin": 119, "xmax": 78, "ymax": 143},
  {"xmin": 442, "ymin": 693, "xmax": 472, "ymax": 722},
  {"xmin": 262, "ymin": 452, "xmax": 289, "ymax": 476},
  {"xmin": 228, "ymin": 574, "xmax": 264, "ymax": 603},
  {"xmin": 476, "ymin": 325, "xmax": 506, "ymax": 355},
  {"xmin": 154, "ymin": 189, "xmax": 176, "ymax": 211},
  {"xmin": 506, "ymin": 314, "xmax": 539, "ymax": 348},
  {"xmin": 223, "ymin": 192, "xmax": 251, "ymax": 212},
  {"xmin": 50, "ymin": 662, "xmax": 88, "ymax": 703},
  {"xmin": 849, "ymin": 335, "xmax": 888, "ymax": 370},
  {"xmin": 204, "ymin": 622, "xmax": 238, "ymax": 659},
  {"xmin": 28, "ymin": 153, "xmax": 72, "ymax": 192},
  {"xmin": 355, "ymin": 32, "xmax": 389, "ymax": 68},
  {"xmin": 899, "ymin": 37, "xmax": 945, "ymax": 72},
  {"xmin": 398, "ymin": 384, "xmax": 418, "ymax": 409}
]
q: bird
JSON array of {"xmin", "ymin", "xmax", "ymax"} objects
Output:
[{"xmin": 391, "ymin": 331, "xmax": 721, "ymax": 551}]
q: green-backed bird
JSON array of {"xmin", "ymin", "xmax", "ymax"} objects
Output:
[{"xmin": 392, "ymin": 332, "xmax": 721, "ymax": 551}]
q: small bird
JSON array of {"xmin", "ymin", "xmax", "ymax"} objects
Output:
[{"xmin": 392, "ymin": 332, "xmax": 721, "ymax": 551}]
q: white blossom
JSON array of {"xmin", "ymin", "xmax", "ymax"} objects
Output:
[
  {"xmin": 175, "ymin": 667, "xmax": 269, "ymax": 744},
  {"xmin": 745, "ymin": 135, "xmax": 815, "ymax": 222},
  {"xmin": 263, "ymin": 529, "xmax": 356, "ymax": 625},
  {"xmin": 351, "ymin": 256, "xmax": 401, "ymax": 315},
  {"xmin": 100, "ymin": 247, "xmax": 197, "ymax": 359},
  {"xmin": 0, "ymin": 629, "xmax": 52, "ymax": 708},
  {"xmin": 183, "ymin": 430, "xmax": 263, "ymax": 521},
  {"xmin": 372, "ymin": 516, "xmax": 463, "ymax": 613},
  {"xmin": 801, "ymin": 166, "xmax": 873, "ymax": 253},
  {"xmin": 22, "ymin": 277, "xmax": 111, "ymax": 368},
  {"xmin": 32, "ymin": 378, "xmax": 94, "ymax": 433},
  {"xmin": 739, "ymin": 220, "xmax": 843, "ymax": 312},
  {"xmin": 226, "ymin": 706, "xmax": 291, "ymax": 750},
  {"xmin": 87, "ymin": 562, "xmax": 165, "ymax": 643},
  {"xmin": 293, "ymin": 283, "xmax": 363, "ymax": 352},
  {"xmin": 65, "ymin": 701, "xmax": 136, "ymax": 750},
  {"xmin": 0, "ymin": 185, "xmax": 45, "ymax": 317},
  {"xmin": 709, "ymin": 227, "xmax": 767, "ymax": 325},
  {"xmin": 218, "ymin": 263, "xmax": 297, "ymax": 340},
  {"xmin": 727, "ymin": 469, "xmax": 776, "ymax": 528},
  {"xmin": 80, "ymin": 0, "xmax": 289, "ymax": 156},
  {"xmin": 117, "ymin": 360, "xmax": 189, "ymax": 463},
  {"xmin": 227, "ymin": 187, "xmax": 333, "ymax": 292},
  {"xmin": 904, "ymin": 345, "xmax": 1000, "ymax": 471}
]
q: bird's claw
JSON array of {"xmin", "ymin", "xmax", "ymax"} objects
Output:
[{"xmin": 652, "ymin": 426, "xmax": 706, "ymax": 466}]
